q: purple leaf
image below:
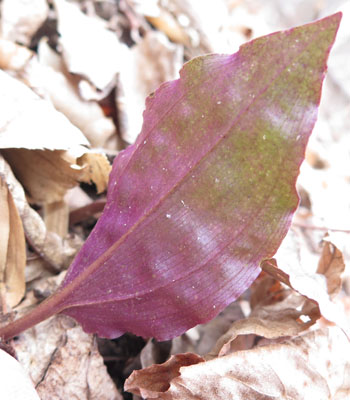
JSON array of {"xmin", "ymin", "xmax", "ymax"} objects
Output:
[{"xmin": 0, "ymin": 13, "xmax": 341, "ymax": 341}]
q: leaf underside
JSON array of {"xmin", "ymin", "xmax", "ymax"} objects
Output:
[{"xmin": 56, "ymin": 13, "xmax": 340, "ymax": 340}]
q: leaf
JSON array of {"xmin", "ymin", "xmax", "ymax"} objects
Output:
[
  {"xmin": 125, "ymin": 327, "xmax": 350, "ymax": 399},
  {"xmin": 261, "ymin": 228, "xmax": 349, "ymax": 335},
  {"xmin": 0, "ymin": 14, "xmax": 341, "ymax": 341},
  {"xmin": 0, "ymin": 176, "xmax": 26, "ymax": 308}
]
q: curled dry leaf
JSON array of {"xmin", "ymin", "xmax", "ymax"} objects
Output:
[
  {"xmin": 0, "ymin": 176, "xmax": 26, "ymax": 308},
  {"xmin": 0, "ymin": 0, "xmax": 48, "ymax": 46},
  {"xmin": 125, "ymin": 327, "xmax": 350, "ymax": 400},
  {"xmin": 125, "ymin": 353, "xmax": 204, "ymax": 399},
  {"xmin": 210, "ymin": 291, "xmax": 320, "ymax": 358},
  {"xmin": 262, "ymin": 228, "xmax": 349, "ymax": 334}
]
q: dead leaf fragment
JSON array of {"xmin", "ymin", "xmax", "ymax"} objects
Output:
[
  {"xmin": 125, "ymin": 353, "xmax": 204, "ymax": 399},
  {"xmin": 77, "ymin": 151, "xmax": 112, "ymax": 194},
  {"xmin": 317, "ymin": 236, "xmax": 345, "ymax": 298},
  {"xmin": 126, "ymin": 327, "xmax": 350, "ymax": 400},
  {"xmin": 0, "ymin": 176, "xmax": 26, "ymax": 308}
]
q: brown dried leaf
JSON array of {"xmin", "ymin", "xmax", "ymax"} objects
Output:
[
  {"xmin": 14, "ymin": 314, "xmax": 121, "ymax": 400},
  {"xmin": 317, "ymin": 236, "xmax": 345, "ymax": 298},
  {"xmin": 0, "ymin": 176, "xmax": 26, "ymax": 308},
  {"xmin": 125, "ymin": 353, "xmax": 204, "ymax": 399},
  {"xmin": 262, "ymin": 229, "xmax": 349, "ymax": 335},
  {"xmin": 125, "ymin": 327, "xmax": 350, "ymax": 400},
  {"xmin": 210, "ymin": 292, "xmax": 320, "ymax": 358}
]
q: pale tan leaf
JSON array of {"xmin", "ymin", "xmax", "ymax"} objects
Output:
[
  {"xmin": 0, "ymin": 349, "xmax": 40, "ymax": 400},
  {"xmin": 36, "ymin": 39, "xmax": 117, "ymax": 147},
  {"xmin": 0, "ymin": 0, "xmax": 48, "ymax": 46},
  {"xmin": 0, "ymin": 70, "xmax": 89, "ymax": 150},
  {"xmin": 0, "ymin": 176, "xmax": 26, "ymax": 308},
  {"xmin": 43, "ymin": 200, "xmax": 69, "ymax": 238},
  {"xmin": 2, "ymin": 149, "xmax": 84, "ymax": 204},
  {"xmin": 0, "ymin": 155, "xmax": 82, "ymax": 272},
  {"xmin": 125, "ymin": 327, "xmax": 350, "ymax": 400},
  {"xmin": 77, "ymin": 151, "xmax": 112, "ymax": 194},
  {"xmin": 117, "ymin": 30, "xmax": 183, "ymax": 144},
  {"xmin": 53, "ymin": 0, "xmax": 127, "ymax": 91}
]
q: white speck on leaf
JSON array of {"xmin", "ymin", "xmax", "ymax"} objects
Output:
[{"xmin": 166, "ymin": 214, "xmax": 171, "ymax": 219}]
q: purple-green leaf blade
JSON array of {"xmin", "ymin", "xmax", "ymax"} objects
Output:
[{"xmin": 56, "ymin": 14, "xmax": 341, "ymax": 340}]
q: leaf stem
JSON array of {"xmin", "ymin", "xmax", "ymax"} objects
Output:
[{"xmin": 0, "ymin": 290, "xmax": 65, "ymax": 341}]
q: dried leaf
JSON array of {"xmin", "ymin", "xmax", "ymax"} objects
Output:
[
  {"xmin": 0, "ymin": 176, "xmax": 26, "ymax": 308},
  {"xmin": 262, "ymin": 228, "xmax": 349, "ymax": 334},
  {"xmin": 317, "ymin": 236, "xmax": 345, "ymax": 298},
  {"xmin": 210, "ymin": 291, "xmax": 320, "ymax": 358},
  {"xmin": 0, "ymin": 70, "xmax": 88, "ymax": 150},
  {"xmin": 125, "ymin": 353, "xmax": 204, "ymax": 399},
  {"xmin": 36, "ymin": 39, "xmax": 116, "ymax": 148},
  {"xmin": 14, "ymin": 313, "xmax": 121, "ymax": 400},
  {"xmin": 125, "ymin": 327, "xmax": 350, "ymax": 399}
]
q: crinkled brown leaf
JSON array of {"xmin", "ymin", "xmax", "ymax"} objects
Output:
[
  {"xmin": 262, "ymin": 228, "xmax": 349, "ymax": 334},
  {"xmin": 125, "ymin": 327, "xmax": 350, "ymax": 399}
]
